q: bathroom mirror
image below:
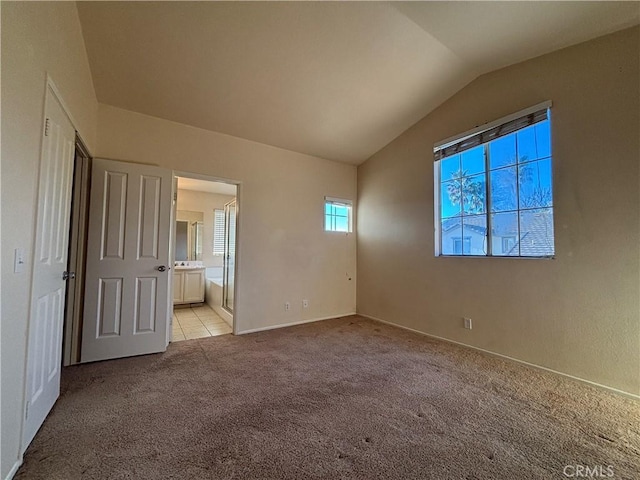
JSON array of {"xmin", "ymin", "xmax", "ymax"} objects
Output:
[{"xmin": 175, "ymin": 210, "xmax": 204, "ymax": 261}]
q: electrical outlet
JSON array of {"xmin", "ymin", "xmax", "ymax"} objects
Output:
[
  {"xmin": 302, "ymin": 299, "xmax": 309, "ymax": 308},
  {"xmin": 285, "ymin": 302, "xmax": 290, "ymax": 311},
  {"xmin": 464, "ymin": 317, "xmax": 472, "ymax": 330}
]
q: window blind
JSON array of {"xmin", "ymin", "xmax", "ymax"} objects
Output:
[
  {"xmin": 213, "ymin": 209, "xmax": 224, "ymax": 255},
  {"xmin": 325, "ymin": 197, "xmax": 352, "ymax": 208},
  {"xmin": 434, "ymin": 107, "xmax": 549, "ymax": 161}
]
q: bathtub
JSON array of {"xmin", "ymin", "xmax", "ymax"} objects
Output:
[{"xmin": 205, "ymin": 267, "xmax": 233, "ymax": 328}]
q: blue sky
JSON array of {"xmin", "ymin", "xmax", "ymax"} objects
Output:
[
  {"xmin": 440, "ymin": 120, "xmax": 552, "ymax": 220},
  {"xmin": 325, "ymin": 203, "xmax": 350, "ymax": 231}
]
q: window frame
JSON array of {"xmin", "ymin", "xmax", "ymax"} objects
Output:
[
  {"xmin": 324, "ymin": 196, "xmax": 353, "ymax": 233},
  {"xmin": 434, "ymin": 101, "xmax": 555, "ymax": 259}
]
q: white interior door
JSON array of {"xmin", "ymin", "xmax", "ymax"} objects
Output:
[
  {"xmin": 23, "ymin": 85, "xmax": 76, "ymax": 449},
  {"xmin": 81, "ymin": 159, "xmax": 172, "ymax": 363}
]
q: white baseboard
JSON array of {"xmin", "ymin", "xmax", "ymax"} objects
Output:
[
  {"xmin": 4, "ymin": 459, "xmax": 22, "ymax": 480},
  {"xmin": 359, "ymin": 312, "xmax": 640, "ymax": 401},
  {"xmin": 237, "ymin": 312, "xmax": 356, "ymax": 335}
]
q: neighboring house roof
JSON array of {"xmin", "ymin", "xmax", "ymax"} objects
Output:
[
  {"xmin": 507, "ymin": 211, "xmax": 554, "ymax": 256},
  {"xmin": 441, "ymin": 218, "xmax": 492, "ymax": 237},
  {"xmin": 441, "ymin": 218, "xmax": 486, "ymax": 233},
  {"xmin": 443, "ymin": 211, "xmax": 554, "ymax": 256}
]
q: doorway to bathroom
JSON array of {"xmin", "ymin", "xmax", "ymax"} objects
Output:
[{"xmin": 172, "ymin": 174, "xmax": 238, "ymax": 342}]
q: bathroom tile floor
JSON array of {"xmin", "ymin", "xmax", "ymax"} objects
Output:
[{"xmin": 172, "ymin": 304, "xmax": 232, "ymax": 342}]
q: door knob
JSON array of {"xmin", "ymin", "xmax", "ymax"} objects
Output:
[
  {"xmin": 157, "ymin": 265, "xmax": 168, "ymax": 272},
  {"xmin": 62, "ymin": 271, "xmax": 75, "ymax": 280}
]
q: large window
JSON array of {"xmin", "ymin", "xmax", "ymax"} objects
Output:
[
  {"xmin": 434, "ymin": 102, "xmax": 554, "ymax": 257},
  {"xmin": 325, "ymin": 197, "xmax": 352, "ymax": 233}
]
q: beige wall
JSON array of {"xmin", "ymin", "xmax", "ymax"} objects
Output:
[
  {"xmin": 176, "ymin": 189, "xmax": 235, "ymax": 268},
  {"xmin": 1, "ymin": 2, "xmax": 99, "ymax": 478},
  {"xmin": 97, "ymin": 104, "xmax": 357, "ymax": 334},
  {"xmin": 357, "ymin": 27, "xmax": 640, "ymax": 396}
]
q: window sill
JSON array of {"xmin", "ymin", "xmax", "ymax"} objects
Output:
[{"xmin": 436, "ymin": 254, "xmax": 555, "ymax": 260}]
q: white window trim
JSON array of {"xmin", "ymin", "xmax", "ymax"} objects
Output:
[{"xmin": 434, "ymin": 161, "xmax": 442, "ymax": 256}]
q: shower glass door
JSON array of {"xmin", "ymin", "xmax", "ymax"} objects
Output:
[{"xmin": 223, "ymin": 199, "xmax": 236, "ymax": 313}]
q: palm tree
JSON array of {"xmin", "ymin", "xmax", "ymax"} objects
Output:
[{"xmin": 446, "ymin": 169, "xmax": 484, "ymax": 215}]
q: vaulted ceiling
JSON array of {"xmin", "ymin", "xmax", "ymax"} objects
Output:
[{"xmin": 77, "ymin": 1, "xmax": 639, "ymax": 164}]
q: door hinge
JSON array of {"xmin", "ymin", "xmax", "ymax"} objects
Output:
[
  {"xmin": 25, "ymin": 401, "xmax": 30, "ymax": 419},
  {"xmin": 174, "ymin": 192, "xmax": 178, "ymax": 202},
  {"xmin": 44, "ymin": 118, "xmax": 50, "ymax": 137}
]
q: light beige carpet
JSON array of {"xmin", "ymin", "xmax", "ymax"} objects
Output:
[{"xmin": 16, "ymin": 315, "xmax": 639, "ymax": 479}]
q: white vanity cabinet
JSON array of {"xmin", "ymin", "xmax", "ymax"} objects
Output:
[{"xmin": 173, "ymin": 268, "xmax": 205, "ymax": 304}]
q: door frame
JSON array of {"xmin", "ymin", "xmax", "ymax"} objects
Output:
[
  {"xmin": 62, "ymin": 136, "xmax": 91, "ymax": 366},
  {"xmin": 173, "ymin": 170, "xmax": 242, "ymax": 335}
]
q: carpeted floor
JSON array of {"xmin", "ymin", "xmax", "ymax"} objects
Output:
[{"xmin": 17, "ymin": 315, "xmax": 640, "ymax": 479}]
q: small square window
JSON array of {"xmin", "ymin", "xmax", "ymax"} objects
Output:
[{"xmin": 325, "ymin": 197, "xmax": 352, "ymax": 233}]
